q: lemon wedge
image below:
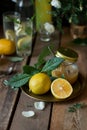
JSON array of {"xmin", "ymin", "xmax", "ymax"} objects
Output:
[
  {"xmin": 5, "ymin": 30, "xmax": 15, "ymax": 41},
  {"xmin": 16, "ymin": 27, "xmax": 26, "ymax": 36},
  {"xmin": 17, "ymin": 36, "xmax": 32, "ymax": 49}
]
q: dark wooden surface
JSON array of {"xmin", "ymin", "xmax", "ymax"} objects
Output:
[
  {"xmin": 0, "ymin": 27, "xmax": 87, "ymax": 130},
  {"xmin": 0, "ymin": 56, "xmax": 28, "ymax": 130}
]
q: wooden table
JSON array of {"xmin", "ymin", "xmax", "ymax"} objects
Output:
[{"xmin": 0, "ymin": 27, "xmax": 87, "ymax": 130}]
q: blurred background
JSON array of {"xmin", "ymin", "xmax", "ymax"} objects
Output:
[{"xmin": 0, "ymin": 0, "xmax": 15, "ymax": 25}]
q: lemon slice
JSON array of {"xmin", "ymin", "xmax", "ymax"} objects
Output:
[
  {"xmin": 17, "ymin": 36, "xmax": 32, "ymax": 49},
  {"xmin": 51, "ymin": 78, "xmax": 73, "ymax": 99},
  {"xmin": 15, "ymin": 22, "xmax": 27, "ymax": 36},
  {"xmin": 16, "ymin": 26, "xmax": 26, "ymax": 36},
  {"xmin": 5, "ymin": 30, "xmax": 15, "ymax": 41}
]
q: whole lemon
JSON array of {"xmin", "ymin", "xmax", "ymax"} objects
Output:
[
  {"xmin": 0, "ymin": 38, "xmax": 16, "ymax": 55},
  {"xmin": 29, "ymin": 73, "xmax": 51, "ymax": 95}
]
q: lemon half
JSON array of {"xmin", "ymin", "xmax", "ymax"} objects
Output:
[{"xmin": 51, "ymin": 78, "xmax": 73, "ymax": 99}]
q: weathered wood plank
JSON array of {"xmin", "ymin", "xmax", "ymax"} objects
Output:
[
  {"xmin": 9, "ymin": 28, "xmax": 87, "ymax": 130},
  {"xmin": 50, "ymin": 83, "xmax": 87, "ymax": 130},
  {"xmin": 9, "ymin": 31, "xmax": 60, "ymax": 130},
  {"xmin": 0, "ymin": 87, "xmax": 19, "ymax": 130},
  {"xmin": 10, "ymin": 92, "xmax": 52, "ymax": 130},
  {"xmin": 0, "ymin": 57, "xmax": 28, "ymax": 130}
]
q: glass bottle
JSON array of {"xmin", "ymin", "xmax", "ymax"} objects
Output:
[
  {"xmin": 35, "ymin": 0, "xmax": 52, "ymax": 30},
  {"xmin": 15, "ymin": 0, "xmax": 34, "ymax": 19},
  {"xmin": 52, "ymin": 47, "xmax": 79, "ymax": 84}
]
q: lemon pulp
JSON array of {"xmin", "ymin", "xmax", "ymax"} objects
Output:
[
  {"xmin": 5, "ymin": 29, "xmax": 15, "ymax": 41},
  {"xmin": 51, "ymin": 78, "xmax": 73, "ymax": 99}
]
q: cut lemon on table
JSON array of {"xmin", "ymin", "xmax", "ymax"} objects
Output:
[
  {"xmin": 29, "ymin": 73, "xmax": 51, "ymax": 95},
  {"xmin": 17, "ymin": 36, "xmax": 32, "ymax": 49},
  {"xmin": 5, "ymin": 30, "xmax": 15, "ymax": 41},
  {"xmin": 51, "ymin": 78, "xmax": 73, "ymax": 99}
]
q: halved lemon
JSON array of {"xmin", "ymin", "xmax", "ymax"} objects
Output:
[
  {"xmin": 51, "ymin": 78, "xmax": 73, "ymax": 99},
  {"xmin": 17, "ymin": 36, "xmax": 32, "ymax": 49},
  {"xmin": 5, "ymin": 30, "xmax": 15, "ymax": 41}
]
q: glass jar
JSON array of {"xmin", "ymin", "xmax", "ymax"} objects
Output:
[{"xmin": 52, "ymin": 47, "xmax": 79, "ymax": 84}]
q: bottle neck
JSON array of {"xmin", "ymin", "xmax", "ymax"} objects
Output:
[
  {"xmin": 11, "ymin": 0, "xmax": 17, "ymax": 3},
  {"xmin": 15, "ymin": 0, "xmax": 34, "ymax": 18},
  {"xmin": 16, "ymin": 0, "xmax": 32, "ymax": 7}
]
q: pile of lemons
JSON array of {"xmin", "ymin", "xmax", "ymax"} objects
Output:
[
  {"xmin": 0, "ymin": 38, "xmax": 16, "ymax": 55},
  {"xmin": 29, "ymin": 72, "xmax": 73, "ymax": 99}
]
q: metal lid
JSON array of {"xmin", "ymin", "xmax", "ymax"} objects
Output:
[{"xmin": 56, "ymin": 47, "xmax": 78, "ymax": 62}]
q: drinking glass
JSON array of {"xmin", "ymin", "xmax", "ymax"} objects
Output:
[
  {"xmin": 3, "ymin": 11, "xmax": 20, "ymax": 42},
  {"xmin": 39, "ymin": 25, "xmax": 51, "ymax": 42},
  {"xmin": 14, "ymin": 17, "xmax": 33, "ymax": 57},
  {"xmin": 39, "ymin": 22, "xmax": 55, "ymax": 42}
]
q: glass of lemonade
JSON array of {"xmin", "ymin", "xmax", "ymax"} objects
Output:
[
  {"xmin": 3, "ymin": 11, "xmax": 20, "ymax": 42},
  {"xmin": 15, "ymin": 17, "xmax": 33, "ymax": 57}
]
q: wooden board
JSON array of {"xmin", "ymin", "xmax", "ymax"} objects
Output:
[
  {"xmin": 0, "ymin": 56, "xmax": 28, "ymax": 130},
  {"xmin": 5, "ymin": 28, "xmax": 87, "ymax": 130}
]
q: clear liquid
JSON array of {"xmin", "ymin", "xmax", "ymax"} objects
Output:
[
  {"xmin": 16, "ymin": 35, "xmax": 32, "ymax": 57},
  {"xmin": 3, "ymin": 13, "xmax": 20, "ymax": 42}
]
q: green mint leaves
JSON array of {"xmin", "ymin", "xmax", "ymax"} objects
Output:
[
  {"xmin": 41, "ymin": 57, "xmax": 64, "ymax": 74},
  {"xmin": 5, "ymin": 45, "xmax": 64, "ymax": 90},
  {"xmin": 8, "ymin": 56, "xmax": 24, "ymax": 62},
  {"xmin": 68, "ymin": 103, "xmax": 86, "ymax": 112},
  {"xmin": 6, "ymin": 73, "xmax": 31, "ymax": 90}
]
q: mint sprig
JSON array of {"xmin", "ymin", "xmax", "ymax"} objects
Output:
[
  {"xmin": 41, "ymin": 57, "xmax": 64, "ymax": 74},
  {"xmin": 5, "ymin": 45, "xmax": 64, "ymax": 89},
  {"xmin": 68, "ymin": 103, "xmax": 86, "ymax": 112},
  {"xmin": 6, "ymin": 73, "xmax": 31, "ymax": 89},
  {"xmin": 23, "ymin": 65, "xmax": 39, "ymax": 74},
  {"xmin": 8, "ymin": 56, "xmax": 24, "ymax": 62},
  {"xmin": 34, "ymin": 45, "xmax": 54, "ymax": 69}
]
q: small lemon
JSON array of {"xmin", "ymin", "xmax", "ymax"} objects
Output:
[
  {"xmin": 0, "ymin": 38, "xmax": 16, "ymax": 55},
  {"xmin": 29, "ymin": 73, "xmax": 51, "ymax": 95}
]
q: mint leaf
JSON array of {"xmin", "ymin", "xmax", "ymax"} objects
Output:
[
  {"xmin": 73, "ymin": 103, "xmax": 85, "ymax": 109},
  {"xmin": 38, "ymin": 45, "xmax": 54, "ymax": 62},
  {"xmin": 68, "ymin": 107, "xmax": 76, "ymax": 112},
  {"xmin": 23, "ymin": 65, "xmax": 39, "ymax": 74},
  {"xmin": 41, "ymin": 57, "xmax": 64, "ymax": 73},
  {"xmin": 35, "ymin": 45, "xmax": 54, "ymax": 69},
  {"xmin": 72, "ymin": 38, "xmax": 87, "ymax": 45},
  {"xmin": 68, "ymin": 103, "xmax": 86, "ymax": 112},
  {"xmin": 8, "ymin": 73, "xmax": 30, "ymax": 89},
  {"xmin": 8, "ymin": 56, "xmax": 24, "ymax": 62}
]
